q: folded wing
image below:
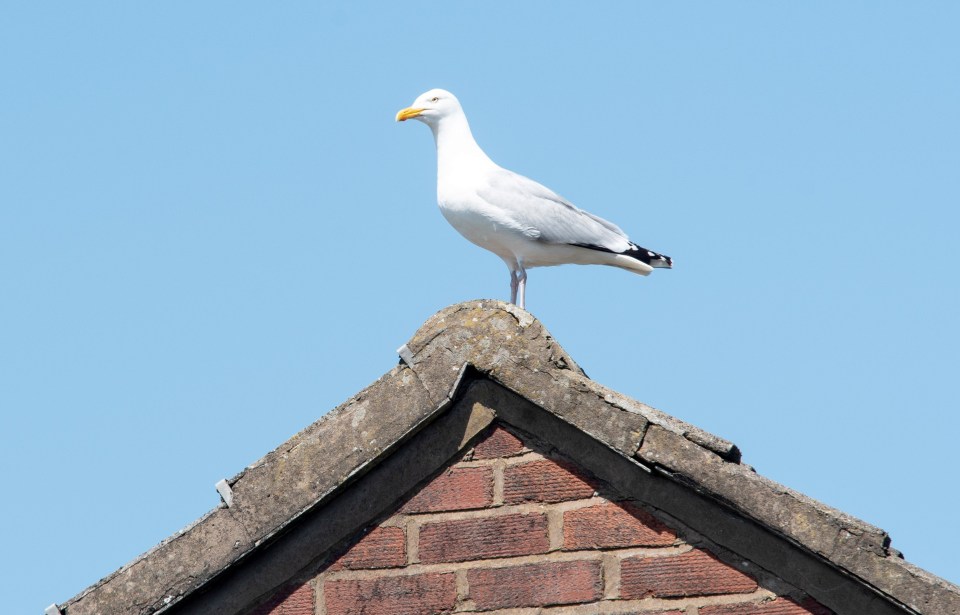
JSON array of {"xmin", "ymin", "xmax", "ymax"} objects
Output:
[{"xmin": 476, "ymin": 167, "xmax": 634, "ymax": 254}]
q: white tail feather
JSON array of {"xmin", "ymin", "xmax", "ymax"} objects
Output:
[{"xmin": 611, "ymin": 254, "xmax": 654, "ymax": 276}]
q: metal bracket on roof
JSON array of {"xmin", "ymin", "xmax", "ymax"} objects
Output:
[
  {"xmin": 44, "ymin": 604, "xmax": 62, "ymax": 615},
  {"xmin": 444, "ymin": 363, "xmax": 473, "ymax": 404},
  {"xmin": 397, "ymin": 343, "xmax": 416, "ymax": 367},
  {"xmin": 215, "ymin": 479, "xmax": 234, "ymax": 508}
]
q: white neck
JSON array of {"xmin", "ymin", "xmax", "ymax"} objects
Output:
[{"xmin": 429, "ymin": 112, "xmax": 495, "ymax": 175}]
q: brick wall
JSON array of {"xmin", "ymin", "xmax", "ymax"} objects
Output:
[{"xmin": 250, "ymin": 424, "xmax": 833, "ymax": 615}]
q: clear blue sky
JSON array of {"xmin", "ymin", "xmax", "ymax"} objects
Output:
[{"xmin": 2, "ymin": 3, "xmax": 958, "ymax": 612}]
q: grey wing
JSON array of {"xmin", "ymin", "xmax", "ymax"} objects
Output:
[{"xmin": 476, "ymin": 167, "xmax": 633, "ymax": 252}]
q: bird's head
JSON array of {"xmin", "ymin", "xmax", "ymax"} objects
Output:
[{"xmin": 395, "ymin": 88, "xmax": 462, "ymax": 126}]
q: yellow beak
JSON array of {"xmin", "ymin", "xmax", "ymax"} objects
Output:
[{"xmin": 396, "ymin": 107, "xmax": 424, "ymax": 122}]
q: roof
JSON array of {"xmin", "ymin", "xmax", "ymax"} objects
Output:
[{"xmin": 56, "ymin": 300, "xmax": 960, "ymax": 615}]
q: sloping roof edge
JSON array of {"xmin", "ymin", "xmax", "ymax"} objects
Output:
[{"xmin": 58, "ymin": 300, "xmax": 959, "ymax": 615}]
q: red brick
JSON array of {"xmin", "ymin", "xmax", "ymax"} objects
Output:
[
  {"xmin": 324, "ymin": 572, "xmax": 456, "ymax": 615},
  {"xmin": 700, "ymin": 597, "xmax": 834, "ymax": 615},
  {"xmin": 467, "ymin": 559, "xmax": 602, "ymax": 610},
  {"xmin": 419, "ymin": 512, "xmax": 549, "ymax": 563},
  {"xmin": 563, "ymin": 501, "xmax": 675, "ymax": 550},
  {"xmin": 399, "ymin": 466, "xmax": 493, "ymax": 513},
  {"xmin": 503, "ymin": 458, "xmax": 597, "ymax": 504},
  {"xmin": 472, "ymin": 426, "xmax": 526, "ymax": 459},
  {"xmin": 620, "ymin": 549, "xmax": 758, "ymax": 599},
  {"xmin": 250, "ymin": 582, "xmax": 314, "ymax": 615},
  {"xmin": 328, "ymin": 526, "xmax": 405, "ymax": 571}
]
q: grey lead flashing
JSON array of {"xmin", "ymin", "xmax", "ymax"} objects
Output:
[
  {"xmin": 396, "ymin": 343, "xmax": 415, "ymax": 366},
  {"xmin": 215, "ymin": 479, "xmax": 234, "ymax": 508}
]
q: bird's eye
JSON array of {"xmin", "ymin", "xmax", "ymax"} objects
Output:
[{"xmin": 431, "ymin": 96, "xmax": 439, "ymax": 102}]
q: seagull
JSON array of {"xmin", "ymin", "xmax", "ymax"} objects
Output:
[{"xmin": 396, "ymin": 88, "xmax": 672, "ymax": 309}]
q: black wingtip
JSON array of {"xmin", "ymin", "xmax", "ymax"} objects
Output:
[
  {"xmin": 569, "ymin": 241, "xmax": 673, "ymax": 269},
  {"xmin": 628, "ymin": 244, "xmax": 672, "ymax": 268}
]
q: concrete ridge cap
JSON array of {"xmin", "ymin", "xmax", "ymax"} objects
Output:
[
  {"xmin": 751, "ymin": 470, "xmax": 888, "ymax": 541},
  {"xmin": 403, "ymin": 301, "xmax": 739, "ymax": 462},
  {"xmin": 638, "ymin": 425, "xmax": 889, "ymax": 549},
  {"xmin": 61, "ymin": 504, "xmax": 251, "ymax": 614},
  {"xmin": 59, "ymin": 361, "xmax": 442, "ymax": 615},
  {"xmin": 893, "ymin": 558, "xmax": 960, "ymax": 598},
  {"xmin": 224, "ymin": 362, "xmax": 448, "ymax": 543},
  {"xmin": 416, "ymin": 299, "xmax": 536, "ymax": 332},
  {"xmin": 403, "ymin": 299, "xmax": 581, "ymax": 371},
  {"xmin": 590, "ymin": 382, "xmax": 740, "ymax": 462},
  {"xmin": 236, "ymin": 363, "xmax": 410, "ymax": 478},
  {"xmin": 637, "ymin": 424, "xmax": 960, "ymax": 613},
  {"xmin": 60, "ymin": 505, "xmax": 226, "ymax": 611}
]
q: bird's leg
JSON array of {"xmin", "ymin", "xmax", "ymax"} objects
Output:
[
  {"xmin": 509, "ymin": 269, "xmax": 519, "ymax": 305},
  {"xmin": 516, "ymin": 267, "xmax": 527, "ymax": 310}
]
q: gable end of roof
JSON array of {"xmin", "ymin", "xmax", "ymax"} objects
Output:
[{"xmin": 58, "ymin": 301, "xmax": 960, "ymax": 615}]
